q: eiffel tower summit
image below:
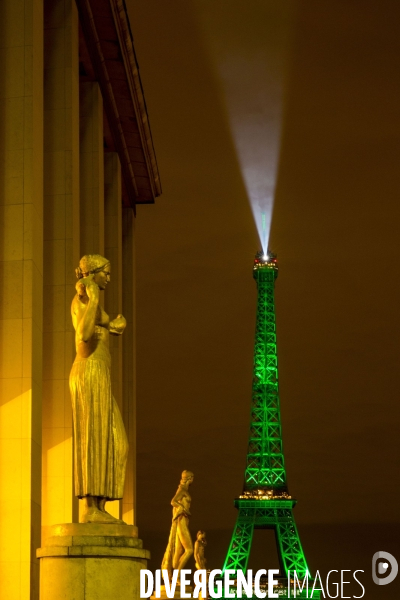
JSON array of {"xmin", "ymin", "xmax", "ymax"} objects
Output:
[{"xmin": 222, "ymin": 251, "xmax": 320, "ymax": 598}]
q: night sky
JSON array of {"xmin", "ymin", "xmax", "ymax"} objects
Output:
[{"xmin": 125, "ymin": 1, "xmax": 399, "ymax": 596}]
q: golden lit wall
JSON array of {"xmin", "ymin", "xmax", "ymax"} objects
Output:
[
  {"xmin": 0, "ymin": 0, "xmax": 44, "ymax": 597},
  {"xmin": 0, "ymin": 0, "xmax": 137, "ymax": 597}
]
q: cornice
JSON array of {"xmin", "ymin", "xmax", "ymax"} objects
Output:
[{"xmin": 76, "ymin": 0, "xmax": 161, "ymax": 207}]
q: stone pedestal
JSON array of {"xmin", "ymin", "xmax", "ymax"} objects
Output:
[{"xmin": 37, "ymin": 523, "xmax": 150, "ymax": 600}]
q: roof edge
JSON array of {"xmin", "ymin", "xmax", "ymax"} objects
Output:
[{"xmin": 112, "ymin": 0, "xmax": 162, "ymax": 197}]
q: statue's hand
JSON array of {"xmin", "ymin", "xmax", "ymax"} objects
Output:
[{"xmin": 110, "ymin": 314, "xmax": 127, "ymax": 334}]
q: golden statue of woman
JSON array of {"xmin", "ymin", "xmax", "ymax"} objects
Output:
[
  {"xmin": 161, "ymin": 470, "xmax": 194, "ymax": 581},
  {"xmin": 69, "ymin": 254, "xmax": 128, "ymax": 524},
  {"xmin": 194, "ymin": 530, "xmax": 207, "ymax": 570}
]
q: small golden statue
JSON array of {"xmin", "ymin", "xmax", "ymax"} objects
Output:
[
  {"xmin": 69, "ymin": 254, "xmax": 128, "ymax": 524},
  {"xmin": 161, "ymin": 470, "xmax": 194, "ymax": 581},
  {"xmin": 194, "ymin": 530, "xmax": 207, "ymax": 570}
]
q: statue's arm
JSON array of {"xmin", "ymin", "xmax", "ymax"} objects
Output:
[
  {"xmin": 73, "ymin": 279, "xmax": 99, "ymax": 342},
  {"xmin": 194, "ymin": 541, "xmax": 199, "ymax": 565},
  {"xmin": 171, "ymin": 489, "xmax": 191, "ymax": 516},
  {"xmin": 171, "ymin": 489, "xmax": 184, "ymax": 509}
]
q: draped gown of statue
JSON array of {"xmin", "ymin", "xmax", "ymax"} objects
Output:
[{"xmin": 69, "ymin": 301, "xmax": 128, "ymax": 499}]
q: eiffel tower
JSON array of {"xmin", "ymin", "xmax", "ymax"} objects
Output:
[{"xmin": 222, "ymin": 251, "xmax": 317, "ymax": 596}]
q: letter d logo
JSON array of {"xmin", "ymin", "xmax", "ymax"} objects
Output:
[{"xmin": 372, "ymin": 551, "xmax": 398, "ymax": 585}]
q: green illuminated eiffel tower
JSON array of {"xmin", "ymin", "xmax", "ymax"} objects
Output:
[{"xmin": 222, "ymin": 251, "xmax": 311, "ymax": 584}]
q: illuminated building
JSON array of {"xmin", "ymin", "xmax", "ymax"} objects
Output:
[
  {"xmin": 222, "ymin": 252, "xmax": 319, "ymax": 598},
  {"xmin": 0, "ymin": 0, "xmax": 160, "ymax": 597}
]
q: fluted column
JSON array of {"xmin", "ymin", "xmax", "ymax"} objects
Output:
[
  {"xmin": 79, "ymin": 82, "xmax": 104, "ymax": 257},
  {"xmin": 0, "ymin": 0, "xmax": 44, "ymax": 597},
  {"xmin": 42, "ymin": 0, "xmax": 80, "ymax": 534},
  {"xmin": 122, "ymin": 207, "xmax": 136, "ymax": 524},
  {"xmin": 104, "ymin": 152, "xmax": 123, "ymax": 520},
  {"xmin": 78, "ymin": 81, "xmax": 105, "ymax": 521}
]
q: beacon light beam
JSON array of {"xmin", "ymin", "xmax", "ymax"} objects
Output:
[
  {"xmin": 228, "ymin": 96, "xmax": 283, "ymax": 255},
  {"xmin": 262, "ymin": 212, "xmax": 268, "ymax": 258},
  {"xmin": 194, "ymin": 0, "xmax": 294, "ymax": 253}
]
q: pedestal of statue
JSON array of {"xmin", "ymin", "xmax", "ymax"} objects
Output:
[{"xmin": 37, "ymin": 522, "xmax": 150, "ymax": 600}]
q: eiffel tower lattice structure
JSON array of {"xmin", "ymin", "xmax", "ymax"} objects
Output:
[{"xmin": 222, "ymin": 251, "xmax": 317, "ymax": 595}]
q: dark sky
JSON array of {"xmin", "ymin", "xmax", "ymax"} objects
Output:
[{"xmin": 125, "ymin": 0, "xmax": 400, "ymax": 593}]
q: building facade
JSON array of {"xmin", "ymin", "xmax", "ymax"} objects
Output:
[{"xmin": 0, "ymin": 0, "xmax": 160, "ymax": 597}]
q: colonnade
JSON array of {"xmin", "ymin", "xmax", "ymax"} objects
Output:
[{"xmin": 0, "ymin": 0, "xmax": 138, "ymax": 597}]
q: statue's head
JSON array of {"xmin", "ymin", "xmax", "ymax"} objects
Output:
[
  {"xmin": 196, "ymin": 530, "xmax": 206, "ymax": 541},
  {"xmin": 76, "ymin": 254, "xmax": 111, "ymax": 291},
  {"xmin": 180, "ymin": 470, "xmax": 194, "ymax": 485}
]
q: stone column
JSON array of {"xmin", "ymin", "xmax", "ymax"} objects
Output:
[
  {"xmin": 0, "ymin": 0, "xmax": 44, "ymax": 597},
  {"xmin": 104, "ymin": 153, "xmax": 123, "ymax": 412},
  {"xmin": 78, "ymin": 81, "xmax": 105, "ymax": 522},
  {"xmin": 104, "ymin": 153, "xmax": 123, "ymax": 520},
  {"xmin": 79, "ymin": 82, "xmax": 104, "ymax": 257},
  {"xmin": 122, "ymin": 207, "xmax": 136, "ymax": 524},
  {"xmin": 42, "ymin": 0, "xmax": 80, "ymax": 535}
]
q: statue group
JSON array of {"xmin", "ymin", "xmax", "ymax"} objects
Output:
[
  {"xmin": 161, "ymin": 470, "xmax": 194, "ymax": 580},
  {"xmin": 161, "ymin": 471, "xmax": 207, "ymax": 581},
  {"xmin": 69, "ymin": 255, "xmax": 206, "ymax": 575}
]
